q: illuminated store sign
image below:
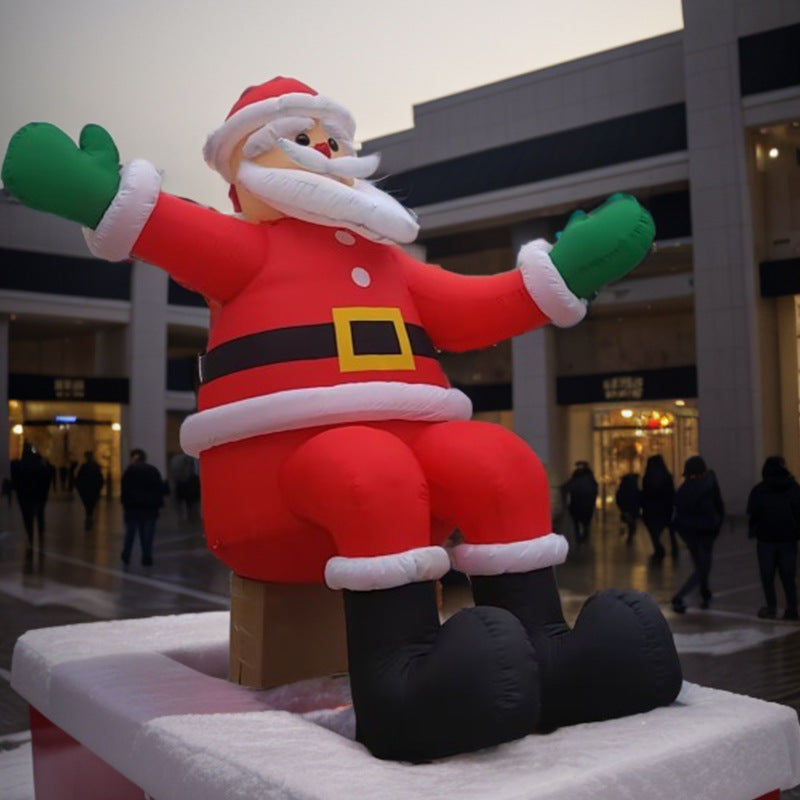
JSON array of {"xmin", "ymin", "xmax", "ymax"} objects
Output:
[
  {"xmin": 557, "ymin": 366, "xmax": 697, "ymax": 405},
  {"xmin": 601, "ymin": 375, "xmax": 645, "ymax": 401},
  {"xmin": 9, "ymin": 374, "xmax": 129, "ymax": 403}
]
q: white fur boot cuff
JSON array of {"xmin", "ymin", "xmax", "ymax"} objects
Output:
[
  {"xmin": 325, "ymin": 546, "xmax": 451, "ymax": 592},
  {"xmin": 450, "ymin": 533, "xmax": 569, "ymax": 576}
]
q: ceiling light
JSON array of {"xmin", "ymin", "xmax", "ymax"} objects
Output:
[{"xmin": 769, "ymin": 147, "xmax": 779, "ymax": 158}]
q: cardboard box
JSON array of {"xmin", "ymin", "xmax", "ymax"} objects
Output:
[{"xmin": 229, "ymin": 575, "xmax": 348, "ymax": 688}]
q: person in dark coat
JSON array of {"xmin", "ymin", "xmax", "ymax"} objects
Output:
[
  {"xmin": 641, "ymin": 454, "xmax": 677, "ymax": 560},
  {"xmin": 746, "ymin": 456, "xmax": 800, "ymax": 621},
  {"xmin": 121, "ymin": 448, "xmax": 166, "ymax": 567},
  {"xmin": 562, "ymin": 461, "xmax": 599, "ymax": 544},
  {"xmin": 75, "ymin": 451, "xmax": 105, "ymax": 530},
  {"xmin": 58, "ymin": 463, "xmax": 69, "ymax": 493},
  {"xmin": 615, "ymin": 472, "xmax": 641, "ymax": 545},
  {"xmin": 168, "ymin": 452, "xmax": 201, "ymax": 521},
  {"xmin": 10, "ymin": 442, "xmax": 51, "ymax": 553},
  {"xmin": 671, "ymin": 455, "xmax": 725, "ymax": 613}
]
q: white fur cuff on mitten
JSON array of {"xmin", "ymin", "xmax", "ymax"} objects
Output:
[
  {"xmin": 83, "ymin": 159, "xmax": 161, "ymax": 262},
  {"xmin": 517, "ymin": 239, "xmax": 587, "ymax": 328}
]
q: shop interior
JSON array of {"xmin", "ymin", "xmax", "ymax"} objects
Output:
[{"xmin": 8, "ymin": 400, "xmax": 122, "ymax": 496}]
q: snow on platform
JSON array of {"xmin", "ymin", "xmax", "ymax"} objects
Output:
[{"xmin": 11, "ymin": 611, "xmax": 800, "ymax": 800}]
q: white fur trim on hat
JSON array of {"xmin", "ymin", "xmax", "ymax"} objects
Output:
[
  {"xmin": 325, "ymin": 546, "xmax": 451, "ymax": 591},
  {"xmin": 204, "ymin": 92, "xmax": 357, "ymax": 183},
  {"xmin": 449, "ymin": 533, "xmax": 569, "ymax": 575},
  {"xmin": 83, "ymin": 159, "xmax": 161, "ymax": 262},
  {"xmin": 517, "ymin": 239, "xmax": 586, "ymax": 328},
  {"xmin": 180, "ymin": 381, "xmax": 472, "ymax": 456}
]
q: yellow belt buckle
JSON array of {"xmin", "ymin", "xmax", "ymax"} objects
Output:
[{"xmin": 332, "ymin": 307, "xmax": 415, "ymax": 372}]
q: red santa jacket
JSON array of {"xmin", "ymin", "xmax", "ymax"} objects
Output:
[{"xmin": 84, "ymin": 162, "xmax": 585, "ymax": 456}]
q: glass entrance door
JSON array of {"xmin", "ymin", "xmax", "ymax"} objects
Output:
[{"xmin": 592, "ymin": 402, "xmax": 699, "ymax": 509}]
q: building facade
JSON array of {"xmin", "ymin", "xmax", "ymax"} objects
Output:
[
  {"xmin": 360, "ymin": 0, "xmax": 800, "ymax": 513},
  {"xmin": 2, "ymin": 0, "xmax": 799, "ymax": 511},
  {"xmin": 0, "ymin": 207, "xmax": 207, "ymax": 489}
]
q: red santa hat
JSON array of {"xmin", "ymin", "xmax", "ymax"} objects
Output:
[{"xmin": 203, "ymin": 77, "xmax": 357, "ymax": 185}]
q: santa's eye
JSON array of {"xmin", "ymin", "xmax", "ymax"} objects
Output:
[
  {"xmin": 328, "ymin": 138, "xmax": 340, "ymax": 152},
  {"xmin": 295, "ymin": 132, "xmax": 311, "ymax": 146}
]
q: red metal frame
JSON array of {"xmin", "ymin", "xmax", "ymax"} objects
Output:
[{"xmin": 29, "ymin": 707, "xmax": 148, "ymax": 800}]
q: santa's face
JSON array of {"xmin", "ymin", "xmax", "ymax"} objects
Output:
[
  {"xmin": 231, "ymin": 118, "xmax": 419, "ymax": 244},
  {"xmin": 232, "ymin": 120, "xmax": 351, "ymax": 221},
  {"xmin": 244, "ymin": 121, "xmax": 353, "ymax": 185}
]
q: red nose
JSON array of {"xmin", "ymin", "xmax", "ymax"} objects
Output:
[{"xmin": 314, "ymin": 141, "xmax": 332, "ymax": 159}]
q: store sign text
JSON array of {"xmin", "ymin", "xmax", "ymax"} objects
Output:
[
  {"xmin": 54, "ymin": 378, "xmax": 86, "ymax": 399},
  {"xmin": 602, "ymin": 375, "xmax": 644, "ymax": 401}
]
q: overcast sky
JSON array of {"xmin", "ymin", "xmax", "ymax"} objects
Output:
[{"xmin": 0, "ymin": 0, "xmax": 683, "ymax": 209}]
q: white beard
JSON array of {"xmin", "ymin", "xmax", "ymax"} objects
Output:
[{"xmin": 236, "ymin": 161, "xmax": 420, "ymax": 244}]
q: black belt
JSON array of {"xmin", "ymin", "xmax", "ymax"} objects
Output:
[{"xmin": 198, "ymin": 316, "xmax": 438, "ymax": 385}]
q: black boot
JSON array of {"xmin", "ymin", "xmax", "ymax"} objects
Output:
[
  {"xmin": 343, "ymin": 580, "xmax": 540, "ymax": 761},
  {"xmin": 471, "ymin": 568, "xmax": 682, "ymax": 730}
]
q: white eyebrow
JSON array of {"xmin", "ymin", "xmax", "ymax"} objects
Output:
[
  {"xmin": 321, "ymin": 118, "xmax": 355, "ymax": 154},
  {"xmin": 242, "ymin": 116, "xmax": 314, "ymax": 158}
]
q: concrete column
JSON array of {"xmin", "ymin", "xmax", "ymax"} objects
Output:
[
  {"xmin": 0, "ymin": 315, "xmax": 9, "ymax": 484},
  {"xmin": 513, "ymin": 327, "xmax": 558, "ymax": 464},
  {"xmin": 777, "ymin": 296, "xmax": 800, "ymax": 479},
  {"xmin": 681, "ymin": 1, "xmax": 762, "ymax": 512},
  {"xmin": 127, "ymin": 261, "xmax": 168, "ymax": 476},
  {"xmin": 93, "ymin": 329, "xmax": 108, "ymax": 376},
  {"xmin": 510, "ymin": 222, "xmax": 565, "ymax": 482}
]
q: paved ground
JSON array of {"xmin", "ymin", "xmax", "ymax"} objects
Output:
[{"xmin": 1, "ymin": 491, "xmax": 799, "ymax": 797}]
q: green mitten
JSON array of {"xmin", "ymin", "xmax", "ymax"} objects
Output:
[
  {"xmin": 549, "ymin": 194, "xmax": 655, "ymax": 299},
  {"xmin": 1, "ymin": 123, "xmax": 121, "ymax": 229}
]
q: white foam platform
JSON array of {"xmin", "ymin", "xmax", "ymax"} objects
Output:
[{"xmin": 11, "ymin": 611, "xmax": 800, "ymax": 800}]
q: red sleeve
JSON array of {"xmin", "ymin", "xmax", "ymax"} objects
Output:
[
  {"xmin": 399, "ymin": 251, "xmax": 550, "ymax": 352},
  {"xmin": 132, "ymin": 194, "xmax": 266, "ymax": 304}
]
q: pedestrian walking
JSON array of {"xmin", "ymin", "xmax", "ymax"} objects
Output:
[
  {"xmin": 562, "ymin": 461, "xmax": 599, "ymax": 544},
  {"xmin": 168, "ymin": 452, "xmax": 201, "ymax": 521},
  {"xmin": 121, "ymin": 449, "xmax": 166, "ymax": 567},
  {"xmin": 641, "ymin": 454, "xmax": 677, "ymax": 560},
  {"xmin": 10, "ymin": 442, "xmax": 51, "ymax": 555},
  {"xmin": 671, "ymin": 455, "xmax": 725, "ymax": 613},
  {"xmin": 746, "ymin": 455, "xmax": 800, "ymax": 621},
  {"xmin": 58, "ymin": 463, "xmax": 69, "ymax": 493},
  {"xmin": 74, "ymin": 451, "xmax": 105, "ymax": 530},
  {"xmin": 615, "ymin": 471, "xmax": 641, "ymax": 545}
]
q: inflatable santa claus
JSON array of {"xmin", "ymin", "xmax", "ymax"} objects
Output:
[{"xmin": 2, "ymin": 77, "xmax": 681, "ymax": 761}]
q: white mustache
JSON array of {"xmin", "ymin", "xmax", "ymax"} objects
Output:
[
  {"xmin": 236, "ymin": 160, "xmax": 420, "ymax": 244},
  {"xmin": 277, "ymin": 138, "xmax": 380, "ymax": 180}
]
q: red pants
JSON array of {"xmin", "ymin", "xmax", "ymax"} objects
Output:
[{"xmin": 201, "ymin": 419, "xmax": 551, "ymax": 583}]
